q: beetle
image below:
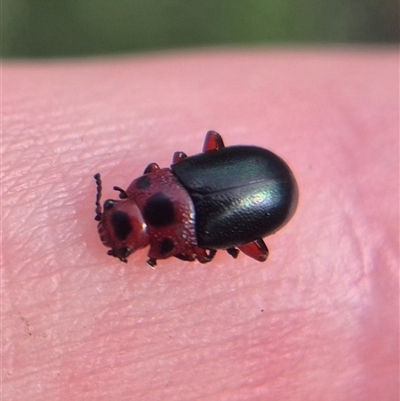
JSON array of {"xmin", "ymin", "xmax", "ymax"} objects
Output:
[{"xmin": 94, "ymin": 130, "xmax": 298, "ymax": 266}]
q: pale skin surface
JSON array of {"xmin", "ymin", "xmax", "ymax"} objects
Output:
[{"xmin": 2, "ymin": 48, "xmax": 398, "ymax": 401}]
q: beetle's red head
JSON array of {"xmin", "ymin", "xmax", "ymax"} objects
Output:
[{"xmin": 94, "ymin": 174, "xmax": 149, "ymax": 262}]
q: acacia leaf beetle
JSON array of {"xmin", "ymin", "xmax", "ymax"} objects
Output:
[{"xmin": 94, "ymin": 131, "xmax": 298, "ymax": 266}]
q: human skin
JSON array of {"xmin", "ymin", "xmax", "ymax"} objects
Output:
[{"xmin": 2, "ymin": 48, "xmax": 398, "ymax": 401}]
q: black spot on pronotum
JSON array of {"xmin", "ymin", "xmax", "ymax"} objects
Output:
[
  {"xmin": 135, "ymin": 175, "xmax": 151, "ymax": 189},
  {"xmin": 143, "ymin": 192, "xmax": 175, "ymax": 227},
  {"xmin": 159, "ymin": 238, "xmax": 174, "ymax": 255},
  {"xmin": 111, "ymin": 211, "xmax": 132, "ymax": 240}
]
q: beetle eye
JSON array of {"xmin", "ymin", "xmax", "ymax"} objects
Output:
[{"xmin": 104, "ymin": 199, "xmax": 115, "ymax": 210}]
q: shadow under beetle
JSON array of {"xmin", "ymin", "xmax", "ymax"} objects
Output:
[{"xmin": 94, "ymin": 131, "xmax": 298, "ymax": 266}]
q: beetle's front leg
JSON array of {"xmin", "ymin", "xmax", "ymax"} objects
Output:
[
  {"xmin": 113, "ymin": 186, "xmax": 128, "ymax": 199},
  {"xmin": 147, "ymin": 257, "xmax": 157, "ymax": 267}
]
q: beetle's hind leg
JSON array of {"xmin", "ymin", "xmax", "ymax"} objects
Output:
[
  {"xmin": 238, "ymin": 239, "xmax": 269, "ymax": 262},
  {"xmin": 203, "ymin": 130, "xmax": 225, "ymax": 152}
]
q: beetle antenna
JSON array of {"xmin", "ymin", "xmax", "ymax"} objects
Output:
[{"xmin": 94, "ymin": 173, "xmax": 103, "ymax": 221}]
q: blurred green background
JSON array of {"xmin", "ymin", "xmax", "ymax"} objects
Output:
[{"xmin": 3, "ymin": 0, "xmax": 398, "ymax": 58}]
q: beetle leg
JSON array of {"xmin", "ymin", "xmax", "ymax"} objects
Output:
[
  {"xmin": 172, "ymin": 151, "xmax": 187, "ymax": 164},
  {"xmin": 195, "ymin": 247, "xmax": 217, "ymax": 263},
  {"xmin": 238, "ymin": 239, "xmax": 269, "ymax": 262},
  {"xmin": 113, "ymin": 186, "xmax": 128, "ymax": 199},
  {"xmin": 174, "ymin": 253, "xmax": 196, "ymax": 262},
  {"xmin": 174, "ymin": 248, "xmax": 215, "ymax": 263},
  {"xmin": 147, "ymin": 257, "xmax": 157, "ymax": 267},
  {"xmin": 226, "ymin": 247, "xmax": 239, "ymax": 259},
  {"xmin": 203, "ymin": 130, "xmax": 225, "ymax": 152},
  {"xmin": 143, "ymin": 163, "xmax": 160, "ymax": 174}
]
